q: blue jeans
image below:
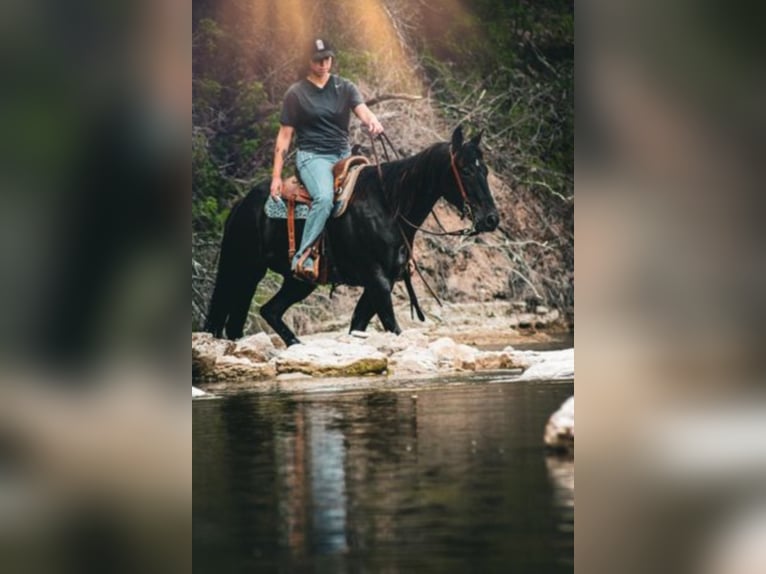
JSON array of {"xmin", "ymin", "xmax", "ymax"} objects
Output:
[{"xmin": 292, "ymin": 149, "xmax": 349, "ymax": 269}]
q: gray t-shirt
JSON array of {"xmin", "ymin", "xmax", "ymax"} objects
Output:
[{"xmin": 279, "ymin": 75, "xmax": 364, "ymax": 154}]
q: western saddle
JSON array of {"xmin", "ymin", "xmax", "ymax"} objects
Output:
[{"xmin": 278, "ymin": 155, "xmax": 369, "ymax": 282}]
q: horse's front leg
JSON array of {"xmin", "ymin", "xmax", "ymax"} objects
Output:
[
  {"xmin": 350, "ymin": 289, "xmax": 376, "ymax": 332},
  {"xmin": 367, "ymin": 273, "xmax": 401, "ymax": 335},
  {"xmin": 260, "ymin": 276, "xmax": 317, "ymax": 346}
]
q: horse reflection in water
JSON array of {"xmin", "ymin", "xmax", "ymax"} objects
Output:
[
  {"xmin": 272, "ymin": 392, "xmax": 409, "ymax": 557},
  {"xmin": 204, "ymin": 125, "xmax": 499, "ymax": 346},
  {"xmin": 286, "ymin": 408, "xmax": 349, "ymax": 554}
]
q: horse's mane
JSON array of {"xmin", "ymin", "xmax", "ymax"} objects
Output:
[{"xmin": 373, "ymin": 141, "xmax": 450, "ymax": 217}]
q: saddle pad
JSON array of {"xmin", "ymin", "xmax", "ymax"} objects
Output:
[
  {"xmin": 264, "ymin": 195, "xmax": 352, "ymax": 220},
  {"xmin": 264, "ymin": 197, "xmax": 310, "ymax": 219},
  {"xmin": 264, "ymin": 161, "xmax": 368, "ymax": 220}
]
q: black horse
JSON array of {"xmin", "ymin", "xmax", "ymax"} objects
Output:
[{"xmin": 204, "ymin": 125, "xmax": 499, "ymax": 346}]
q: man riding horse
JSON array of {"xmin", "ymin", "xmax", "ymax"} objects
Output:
[
  {"xmin": 269, "ymin": 37, "xmax": 384, "ymax": 278},
  {"xmin": 204, "ymin": 39, "xmax": 499, "ymax": 346}
]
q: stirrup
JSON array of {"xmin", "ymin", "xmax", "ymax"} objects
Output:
[{"xmin": 292, "ymin": 253, "xmax": 318, "ymax": 282}]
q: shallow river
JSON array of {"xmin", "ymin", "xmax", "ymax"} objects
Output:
[{"xmin": 194, "ymin": 375, "xmax": 574, "ymax": 573}]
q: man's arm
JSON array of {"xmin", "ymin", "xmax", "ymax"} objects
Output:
[
  {"xmin": 353, "ymin": 104, "xmax": 384, "ymax": 136},
  {"xmin": 270, "ymin": 125, "xmax": 294, "ymax": 199}
]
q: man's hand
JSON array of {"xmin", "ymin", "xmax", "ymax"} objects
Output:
[
  {"xmin": 367, "ymin": 118, "xmax": 384, "ymax": 136},
  {"xmin": 353, "ymin": 103, "xmax": 384, "ymax": 136},
  {"xmin": 270, "ymin": 176, "xmax": 283, "ymax": 200}
]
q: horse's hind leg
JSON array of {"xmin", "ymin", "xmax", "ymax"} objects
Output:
[
  {"xmin": 260, "ymin": 276, "xmax": 317, "ymax": 346},
  {"xmin": 224, "ymin": 264, "xmax": 266, "ymax": 340}
]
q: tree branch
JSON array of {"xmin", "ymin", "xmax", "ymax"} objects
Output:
[{"xmin": 365, "ymin": 93, "xmax": 423, "ymax": 107}]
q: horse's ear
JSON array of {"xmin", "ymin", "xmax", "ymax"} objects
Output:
[
  {"xmin": 470, "ymin": 129, "xmax": 484, "ymax": 147},
  {"xmin": 451, "ymin": 125, "xmax": 464, "ymax": 150}
]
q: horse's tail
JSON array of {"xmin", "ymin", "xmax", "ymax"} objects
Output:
[{"xmin": 203, "ymin": 199, "xmax": 245, "ymax": 338}]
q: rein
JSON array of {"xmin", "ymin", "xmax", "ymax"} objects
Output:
[
  {"xmin": 367, "ymin": 131, "xmax": 395, "ymax": 167},
  {"xmin": 398, "ymin": 213, "xmax": 475, "ymax": 237},
  {"xmin": 368, "ymin": 133, "xmax": 476, "ymax": 236},
  {"xmin": 398, "ymin": 226, "xmax": 443, "ymax": 308}
]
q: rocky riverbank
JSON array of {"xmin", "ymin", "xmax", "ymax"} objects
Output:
[
  {"xmin": 193, "ymin": 301, "xmax": 572, "ymax": 396},
  {"xmin": 193, "ymin": 327, "xmax": 573, "ymax": 394}
]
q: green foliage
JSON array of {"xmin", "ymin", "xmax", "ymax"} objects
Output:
[
  {"xmin": 231, "ymin": 80, "xmax": 267, "ymax": 127},
  {"xmin": 193, "ymin": 128, "xmax": 238, "ymax": 238},
  {"xmin": 335, "ymin": 50, "xmax": 376, "ymax": 84},
  {"xmin": 420, "ymin": 0, "xmax": 573, "ymax": 199},
  {"xmin": 192, "ymin": 196, "xmax": 230, "ymax": 234},
  {"xmin": 196, "ymin": 18, "xmax": 223, "ymax": 53}
]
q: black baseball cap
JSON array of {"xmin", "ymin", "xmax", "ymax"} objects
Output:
[{"xmin": 310, "ymin": 38, "xmax": 335, "ymax": 61}]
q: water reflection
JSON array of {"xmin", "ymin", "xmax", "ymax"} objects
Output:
[
  {"xmin": 194, "ymin": 380, "xmax": 574, "ymax": 573},
  {"xmin": 307, "ymin": 408, "xmax": 348, "ymax": 554},
  {"xmin": 547, "ymin": 454, "xmax": 575, "ymax": 564}
]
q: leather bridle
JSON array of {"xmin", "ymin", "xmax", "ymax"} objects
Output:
[
  {"xmin": 368, "ymin": 133, "xmax": 475, "ymax": 236},
  {"xmin": 398, "ymin": 146, "xmax": 477, "ymax": 237},
  {"xmin": 449, "ymin": 147, "xmax": 473, "ymax": 221}
]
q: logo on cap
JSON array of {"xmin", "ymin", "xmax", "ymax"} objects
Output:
[{"xmin": 315, "ymin": 39, "xmax": 325, "ymax": 51}]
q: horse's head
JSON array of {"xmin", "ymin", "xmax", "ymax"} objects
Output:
[{"xmin": 446, "ymin": 125, "xmax": 499, "ymax": 233}]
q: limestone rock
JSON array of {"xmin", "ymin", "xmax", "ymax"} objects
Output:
[
  {"xmin": 342, "ymin": 329, "xmax": 429, "ymax": 357},
  {"xmin": 514, "ymin": 348, "xmax": 574, "ymax": 381},
  {"xmin": 192, "ymin": 332, "xmax": 235, "ymax": 380},
  {"xmin": 276, "ymin": 339, "xmax": 387, "ymax": 377},
  {"xmin": 544, "ymin": 396, "xmax": 574, "ymax": 453},
  {"xmin": 270, "ymin": 335, "xmax": 287, "ymax": 350},
  {"xmin": 388, "ymin": 346, "xmax": 439, "ymax": 375},
  {"xmin": 230, "ymin": 333, "xmax": 279, "ymax": 362},
  {"xmin": 428, "ymin": 337, "xmax": 478, "ymax": 370},
  {"xmin": 215, "ymin": 355, "xmax": 277, "ymax": 381},
  {"xmin": 474, "ymin": 349, "xmax": 522, "ymax": 371},
  {"xmin": 193, "ymin": 331, "xmax": 277, "ymax": 382}
]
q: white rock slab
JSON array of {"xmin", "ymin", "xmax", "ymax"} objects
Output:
[
  {"xmin": 514, "ymin": 348, "xmax": 574, "ymax": 381},
  {"xmin": 544, "ymin": 395, "xmax": 574, "ymax": 452},
  {"xmin": 428, "ymin": 337, "xmax": 478, "ymax": 370},
  {"xmin": 388, "ymin": 346, "xmax": 439, "ymax": 375},
  {"xmin": 230, "ymin": 332, "xmax": 279, "ymax": 362},
  {"xmin": 275, "ymin": 339, "xmax": 387, "ymax": 376}
]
